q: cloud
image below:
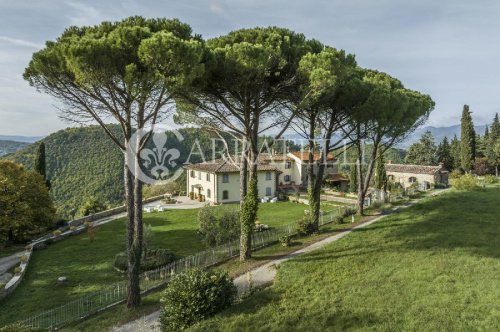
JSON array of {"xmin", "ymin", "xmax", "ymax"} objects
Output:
[
  {"xmin": 65, "ymin": 1, "xmax": 103, "ymax": 26},
  {"xmin": 0, "ymin": 36, "xmax": 42, "ymax": 49},
  {"xmin": 209, "ymin": 0, "xmax": 223, "ymax": 14}
]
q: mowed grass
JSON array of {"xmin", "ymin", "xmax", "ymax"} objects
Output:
[
  {"xmin": 190, "ymin": 187, "xmax": 500, "ymax": 331},
  {"xmin": 0, "ymin": 201, "xmax": 316, "ymax": 325}
]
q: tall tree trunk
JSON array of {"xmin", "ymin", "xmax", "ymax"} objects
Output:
[
  {"xmin": 239, "ymin": 133, "xmax": 259, "ymax": 262},
  {"xmin": 128, "ymin": 174, "xmax": 143, "ymax": 307},
  {"xmin": 124, "ymin": 152, "xmax": 138, "ymax": 308}
]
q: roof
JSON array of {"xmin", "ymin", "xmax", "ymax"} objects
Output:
[
  {"xmin": 324, "ymin": 174, "xmax": 349, "ymax": 182},
  {"xmin": 384, "ymin": 163, "xmax": 448, "ymax": 175},
  {"xmin": 289, "ymin": 152, "xmax": 335, "ymax": 162},
  {"xmin": 184, "ymin": 158, "xmax": 280, "ymax": 174}
]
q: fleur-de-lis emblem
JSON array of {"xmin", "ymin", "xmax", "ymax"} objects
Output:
[{"xmin": 140, "ymin": 133, "xmax": 180, "ymax": 180}]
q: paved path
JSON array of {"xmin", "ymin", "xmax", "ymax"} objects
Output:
[
  {"xmin": 112, "ymin": 213, "xmax": 392, "ymax": 332},
  {"xmin": 0, "ymin": 251, "xmax": 23, "ymax": 283},
  {"xmin": 112, "ymin": 190, "xmax": 454, "ymax": 332}
]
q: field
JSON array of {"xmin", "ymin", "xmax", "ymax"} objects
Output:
[
  {"xmin": 190, "ymin": 187, "xmax": 500, "ymax": 331},
  {"xmin": 0, "ymin": 201, "xmax": 332, "ymax": 325}
]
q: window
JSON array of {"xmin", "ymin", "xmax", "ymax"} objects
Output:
[
  {"xmin": 284, "ymin": 175, "xmax": 290, "ymax": 182},
  {"xmin": 223, "ymin": 190, "xmax": 229, "ymax": 200},
  {"xmin": 207, "ymin": 189, "xmax": 211, "ymax": 198},
  {"xmin": 409, "ymin": 176, "xmax": 417, "ymax": 183},
  {"xmin": 190, "ymin": 170, "xmax": 195, "ymax": 178},
  {"xmin": 206, "ymin": 173, "xmax": 210, "ymax": 182},
  {"xmin": 265, "ymin": 172, "xmax": 272, "ymax": 180},
  {"xmin": 266, "ymin": 187, "xmax": 272, "ymax": 196},
  {"xmin": 198, "ymin": 171, "xmax": 201, "ymax": 180},
  {"xmin": 285, "ymin": 161, "xmax": 292, "ymax": 169},
  {"xmin": 222, "ymin": 173, "xmax": 229, "ymax": 183}
]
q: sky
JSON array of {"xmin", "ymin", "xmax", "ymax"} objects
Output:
[{"xmin": 0, "ymin": 0, "xmax": 500, "ymax": 136}]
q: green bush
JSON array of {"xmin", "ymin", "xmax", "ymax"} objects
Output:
[
  {"xmin": 296, "ymin": 217, "xmax": 316, "ymax": 236},
  {"xmin": 114, "ymin": 249, "xmax": 177, "ymax": 272},
  {"xmin": 14, "ymin": 266, "xmax": 21, "ymax": 275},
  {"xmin": 198, "ymin": 207, "xmax": 239, "ymax": 247},
  {"xmin": 451, "ymin": 174, "xmax": 478, "ymax": 190},
  {"xmin": 279, "ymin": 235, "xmax": 291, "ymax": 247},
  {"xmin": 20, "ymin": 255, "xmax": 28, "ymax": 263},
  {"xmin": 450, "ymin": 169, "xmax": 464, "ymax": 179},
  {"xmin": 52, "ymin": 229, "xmax": 62, "ymax": 236},
  {"xmin": 484, "ymin": 175, "xmax": 498, "ymax": 184},
  {"xmin": 160, "ymin": 268, "xmax": 236, "ymax": 331},
  {"xmin": 113, "ymin": 252, "xmax": 128, "ymax": 272},
  {"xmin": 0, "ymin": 323, "xmax": 41, "ymax": 332},
  {"xmin": 342, "ymin": 207, "xmax": 356, "ymax": 218},
  {"xmin": 0, "ymin": 282, "xmax": 5, "ymax": 289},
  {"xmin": 333, "ymin": 216, "xmax": 344, "ymax": 224},
  {"xmin": 142, "ymin": 249, "xmax": 176, "ymax": 271}
]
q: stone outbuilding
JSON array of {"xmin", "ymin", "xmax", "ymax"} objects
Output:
[{"xmin": 385, "ymin": 162, "xmax": 449, "ymax": 190}]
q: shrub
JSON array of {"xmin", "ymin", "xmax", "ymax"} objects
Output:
[
  {"xmin": 333, "ymin": 216, "xmax": 344, "ymax": 224},
  {"xmin": 113, "ymin": 252, "xmax": 128, "ymax": 272},
  {"xmin": 198, "ymin": 207, "xmax": 239, "ymax": 247},
  {"xmin": 160, "ymin": 268, "xmax": 236, "ymax": 331},
  {"xmin": 279, "ymin": 235, "xmax": 291, "ymax": 247},
  {"xmin": 52, "ymin": 229, "xmax": 62, "ymax": 236},
  {"xmin": 450, "ymin": 174, "xmax": 478, "ymax": 190},
  {"xmin": 296, "ymin": 217, "xmax": 316, "ymax": 236},
  {"xmin": 450, "ymin": 169, "xmax": 464, "ymax": 179},
  {"xmin": 484, "ymin": 174, "xmax": 498, "ymax": 184},
  {"xmin": 254, "ymin": 221, "xmax": 269, "ymax": 232},
  {"xmin": 20, "ymin": 255, "xmax": 28, "ymax": 263},
  {"xmin": 142, "ymin": 249, "xmax": 176, "ymax": 271},
  {"xmin": 14, "ymin": 266, "xmax": 21, "ymax": 275},
  {"xmin": 114, "ymin": 249, "xmax": 177, "ymax": 272},
  {"xmin": 0, "ymin": 323, "xmax": 41, "ymax": 332},
  {"xmin": 342, "ymin": 207, "xmax": 356, "ymax": 218},
  {"xmin": 0, "ymin": 282, "xmax": 5, "ymax": 289}
]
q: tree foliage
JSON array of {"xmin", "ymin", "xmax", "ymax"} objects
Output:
[
  {"xmin": 0, "ymin": 161, "xmax": 56, "ymax": 244},
  {"xmin": 405, "ymin": 131, "xmax": 437, "ymax": 165},
  {"xmin": 460, "ymin": 105, "xmax": 476, "ymax": 172}
]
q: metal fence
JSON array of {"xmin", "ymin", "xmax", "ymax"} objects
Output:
[{"xmin": 21, "ymin": 207, "xmax": 350, "ymax": 330}]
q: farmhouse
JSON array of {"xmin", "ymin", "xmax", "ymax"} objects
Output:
[
  {"xmin": 185, "ymin": 152, "xmax": 343, "ymax": 203},
  {"xmin": 385, "ymin": 162, "xmax": 449, "ymax": 189}
]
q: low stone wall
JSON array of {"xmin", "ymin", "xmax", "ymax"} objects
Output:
[
  {"xmin": 68, "ymin": 194, "xmax": 166, "ymax": 227},
  {"xmin": 0, "ymin": 247, "xmax": 32, "ymax": 300}
]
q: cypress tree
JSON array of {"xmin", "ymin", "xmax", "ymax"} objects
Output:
[
  {"xmin": 460, "ymin": 105, "xmax": 476, "ymax": 172},
  {"xmin": 374, "ymin": 152, "xmax": 387, "ymax": 190},
  {"xmin": 436, "ymin": 136, "xmax": 453, "ymax": 170},
  {"xmin": 34, "ymin": 142, "xmax": 51, "ymax": 189},
  {"xmin": 450, "ymin": 134, "xmax": 461, "ymax": 170}
]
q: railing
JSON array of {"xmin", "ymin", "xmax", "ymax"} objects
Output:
[{"xmin": 20, "ymin": 208, "xmax": 348, "ymax": 330}]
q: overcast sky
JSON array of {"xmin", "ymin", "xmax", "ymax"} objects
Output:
[{"xmin": 1, "ymin": 0, "xmax": 499, "ymax": 136}]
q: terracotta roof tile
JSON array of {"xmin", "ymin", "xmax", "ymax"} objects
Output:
[
  {"xmin": 185, "ymin": 158, "xmax": 280, "ymax": 173},
  {"xmin": 385, "ymin": 163, "xmax": 448, "ymax": 175},
  {"xmin": 290, "ymin": 152, "xmax": 335, "ymax": 161}
]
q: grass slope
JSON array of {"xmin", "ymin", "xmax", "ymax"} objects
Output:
[
  {"xmin": 0, "ymin": 202, "xmax": 316, "ymax": 324},
  {"xmin": 191, "ymin": 187, "xmax": 500, "ymax": 331}
]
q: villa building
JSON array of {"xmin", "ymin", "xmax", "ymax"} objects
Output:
[
  {"xmin": 385, "ymin": 162, "xmax": 449, "ymax": 190},
  {"xmin": 185, "ymin": 152, "xmax": 344, "ymax": 204}
]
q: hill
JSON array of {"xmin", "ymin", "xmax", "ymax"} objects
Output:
[
  {"xmin": 0, "ymin": 140, "xmax": 29, "ymax": 156},
  {"xmin": 399, "ymin": 124, "xmax": 487, "ymax": 148},
  {"xmin": 0, "ymin": 135, "xmax": 44, "ymax": 143},
  {"xmin": 2, "ymin": 126, "xmax": 236, "ymax": 218}
]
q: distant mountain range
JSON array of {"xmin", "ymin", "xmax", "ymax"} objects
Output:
[
  {"xmin": 400, "ymin": 124, "xmax": 487, "ymax": 148},
  {"xmin": 0, "ymin": 135, "xmax": 44, "ymax": 143},
  {"xmin": 0, "ymin": 140, "xmax": 29, "ymax": 156}
]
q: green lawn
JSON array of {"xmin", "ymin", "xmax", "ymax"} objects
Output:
[
  {"xmin": 190, "ymin": 187, "xmax": 500, "ymax": 331},
  {"xmin": 0, "ymin": 202, "xmax": 317, "ymax": 325}
]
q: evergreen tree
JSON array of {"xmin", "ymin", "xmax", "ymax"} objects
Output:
[
  {"xmin": 404, "ymin": 131, "xmax": 437, "ymax": 165},
  {"xmin": 490, "ymin": 113, "xmax": 500, "ymax": 141},
  {"xmin": 34, "ymin": 142, "xmax": 51, "ymax": 189},
  {"xmin": 373, "ymin": 152, "xmax": 387, "ymax": 190},
  {"xmin": 450, "ymin": 134, "xmax": 461, "ymax": 170},
  {"xmin": 436, "ymin": 136, "xmax": 453, "ymax": 170},
  {"xmin": 460, "ymin": 104, "xmax": 476, "ymax": 172}
]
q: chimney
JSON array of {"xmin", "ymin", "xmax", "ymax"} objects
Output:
[{"xmin": 388, "ymin": 160, "xmax": 392, "ymax": 164}]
